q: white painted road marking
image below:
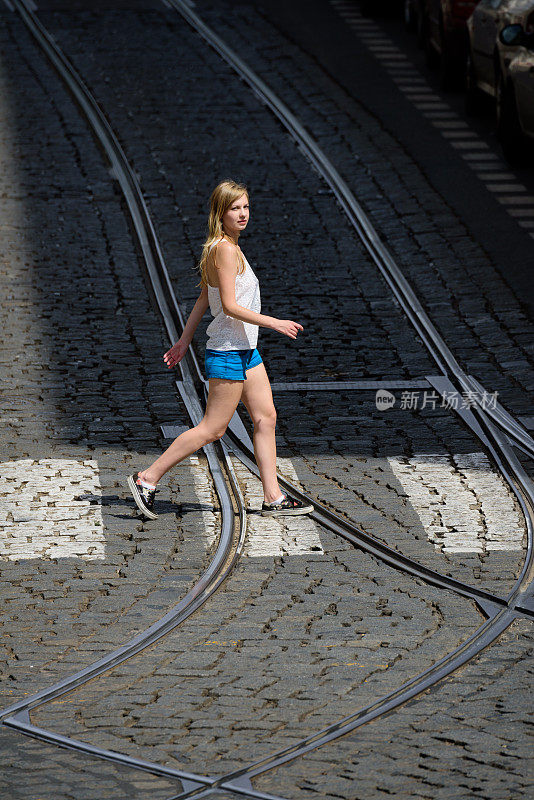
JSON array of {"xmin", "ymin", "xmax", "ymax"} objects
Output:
[
  {"xmin": 231, "ymin": 455, "xmax": 324, "ymax": 557},
  {"xmin": 0, "ymin": 459, "xmax": 105, "ymax": 560},
  {"xmin": 387, "ymin": 452, "xmax": 524, "ymax": 553}
]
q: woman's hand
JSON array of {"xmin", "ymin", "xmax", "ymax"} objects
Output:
[
  {"xmin": 163, "ymin": 338, "xmax": 189, "ymax": 369},
  {"xmin": 272, "ymin": 319, "xmax": 304, "ymax": 339}
]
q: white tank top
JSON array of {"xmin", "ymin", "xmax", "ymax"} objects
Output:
[{"xmin": 205, "ymin": 238, "xmax": 261, "ymax": 351}]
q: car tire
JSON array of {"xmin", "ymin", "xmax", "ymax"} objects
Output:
[
  {"xmin": 439, "ymin": 30, "xmax": 462, "ymax": 90},
  {"xmin": 465, "ymin": 52, "xmax": 485, "ymax": 114},
  {"xmin": 424, "ymin": 16, "xmax": 440, "ymax": 68},
  {"xmin": 497, "ymin": 74, "xmax": 529, "ymax": 165},
  {"xmin": 404, "ymin": 0, "xmax": 417, "ymax": 32},
  {"xmin": 416, "ymin": 3, "xmax": 425, "ymax": 48}
]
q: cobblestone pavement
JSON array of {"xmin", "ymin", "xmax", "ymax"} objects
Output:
[
  {"xmin": 254, "ymin": 619, "xmax": 533, "ymax": 800},
  {"xmin": 0, "ymin": 725, "xmax": 180, "ymax": 800},
  {"xmin": 32, "ymin": 472, "xmax": 482, "ymax": 774},
  {"xmin": 259, "ymin": 396, "xmax": 527, "ymax": 598},
  {"xmin": 26, "ymin": 0, "xmax": 530, "ymax": 590},
  {"xmin": 194, "ymin": 0, "xmax": 534, "ymax": 418},
  {"xmin": 0, "ymin": 2, "xmax": 532, "ymax": 799},
  {"xmin": 0, "ymin": 4, "xmax": 216, "ymax": 790}
]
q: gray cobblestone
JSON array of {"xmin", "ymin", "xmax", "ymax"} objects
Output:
[
  {"xmin": 32, "ymin": 461, "xmax": 483, "ymax": 776},
  {"xmin": 197, "ymin": 0, "xmax": 534, "ymax": 417},
  {"xmin": 31, "ymin": 2, "xmax": 528, "ymax": 594},
  {"xmin": 253, "ymin": 619, "xmax": 533, "ymax": 800},
  {"xmin": 0, "ymin": 727, "xmax": 182, "ymax": 800}
]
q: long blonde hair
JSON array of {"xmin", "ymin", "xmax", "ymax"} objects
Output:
[{"xmin": 196, "ymin": 179, "xmax": 248, "ymax": 288}]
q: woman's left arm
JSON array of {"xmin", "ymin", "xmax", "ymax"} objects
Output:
[{"xmin": 163, "ymin": 285, "xmax": 209, "ymax": 369}]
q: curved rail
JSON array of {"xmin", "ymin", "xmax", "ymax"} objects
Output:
[
  {"xmin": 151, "ymin": 0, "xmax": 534, "ymax": 800},
  {"xmin": 152, "ymin": 0, "xmax": 534, "ymax": 620},
  {"xmin": 166, "ymin": 0, "xmax": 534, "ymax": 464},
  {"xmin": 165, "ymin": 0, "xmax": 534, "ymax": 607},
  {"xmin": 163, "ymin": 417, "xmax": 534, "ymax": 800},
  {"xmin": 162, "ymin": 2, "xmax": 534, "ymax": 795},
  {"xmin": 1, "ymin": 0, "xmax": 248, "ymax": 744},
  {"xmin": 148, "ymin": 0, "xmax": 534, "ymax": 617}
]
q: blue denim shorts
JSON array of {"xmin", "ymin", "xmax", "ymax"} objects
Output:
[{"xmin": 205, "ymin": 348, "xmax": 263, "ymax": 380}]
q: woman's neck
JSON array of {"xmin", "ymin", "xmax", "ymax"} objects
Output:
[{"xmin": 222, "ymin": 229, "xmax": 239, "ymax": 246}]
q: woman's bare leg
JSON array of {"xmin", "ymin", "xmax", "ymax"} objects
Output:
[
  {"xmin": 239, "ymin": 362, "xmax": 283, "ymax": 504},
  {"xmin": 138, "ymin": 378, "xmax": 244, "ymax": 485}
]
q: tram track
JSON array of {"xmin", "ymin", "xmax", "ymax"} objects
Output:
[
  {"xmin": 1, "ymin": 1, "xmax": 533, "ymax": 798},
  {"xmin": 0, "ymin": 0, "xmax": 252, "ymax": 789}
]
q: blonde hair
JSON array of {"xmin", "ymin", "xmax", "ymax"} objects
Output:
[{"xmin": 196, "ymin": 179, "xmax": 249, "ymax": 288}]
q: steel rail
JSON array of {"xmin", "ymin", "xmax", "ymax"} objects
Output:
[
  {"xmin": 163, "ymin": 0, "xmax": 534, "ymax": 614},
  {"xmin": 162, "ymin": 414, "xmax": 534, "ymax": 798},
  {"xmin": 223, "ymin": 432, "xmax": 507, "ymax": 618},
  {"xmin": 166, "ymin": 611, "xmax": 516, "ymax": 800},
  {"xmin": 140, "ymin": 0, "xmax": 534, "ymax": 616},
  {"xmin": 166, "ymin": 0, "xmax": 534, "ymax": 461},
  {"xmin": 149, "ymin": 2, "xmax": 534, "ymax": 796},
  {"xmin": 0, "ymin": 426, "xmax": 243, "ymax": 719},
  {"xmin": 1, "ymin": 0, "xmax": 256, "ymax": 793},
  {"xmin": 221, "ymin": 381, "xmax": 534, "ymax": 618},
  {"xmin": 2, "ymin": 441, "xmax": 264, "ymax": 800},
  {"xmin": 0, "ymin": 0, "xmax": 247, "ymax": 722}
]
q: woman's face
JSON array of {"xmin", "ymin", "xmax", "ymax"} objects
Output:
[{"xmin": 222, "ymin": 193, "xmax": 249, "ymax": 236}]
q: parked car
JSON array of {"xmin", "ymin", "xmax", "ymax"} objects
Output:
[
  {"xmin": 496, "ymin": 21, "xmax": 534, "ymax": 161},
  {"xmin": 465, "ymin": 0, "xmax": 534, "ymax": 112},
  {"xmin": 422, "ymin": 1, "xmax": 481, "ymax": 89}
]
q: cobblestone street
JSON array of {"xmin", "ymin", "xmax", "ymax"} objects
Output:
[{"xmin": 0, "ymin": 1, "xmax": 532, "ymax": 799}]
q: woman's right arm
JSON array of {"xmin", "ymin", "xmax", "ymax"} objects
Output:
[{"xmin": 216, "ymin": 242, "xmax": 303, "ymax": 340}]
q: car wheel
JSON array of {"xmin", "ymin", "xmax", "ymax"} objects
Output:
[
  {"xmin": 424, "ymin": 16, "xmax": 440, "ymax": 68},
  {"xmin": 465, "ymin": 51, "xmax": 485, "ymax": 114},
  {"xmin": 404, "ymin": 0, "xmax": 417, "ymax": 32},
  {"xmin": 438, "ymin": 16, "xmax": 465, "ymax": 91},
  {"xmin": 439, "ymin": 31, "xmax": 461, "ymax": 90},
  {"xmin": 416, "ymin": 1, "xmax": 426, "ymax": 48},
  {"xmin": 497, "ymin": 74, "xmax": 528, "ymax": 165}
]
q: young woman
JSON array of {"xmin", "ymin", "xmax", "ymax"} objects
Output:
[{"xmin": 128, "ymin": 179, "xmax": 313, "ymax": 520}]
